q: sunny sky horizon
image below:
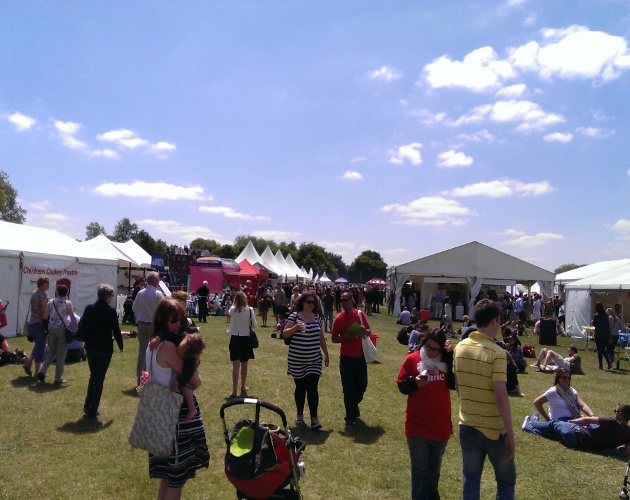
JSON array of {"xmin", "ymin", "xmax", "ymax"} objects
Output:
[{"xmin": 2, "ymin": 0, "xmax": 630, "ymax": 272}]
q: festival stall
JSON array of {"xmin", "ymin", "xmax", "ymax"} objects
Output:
[
  {"xmin": 0, "ymin": 222, "xmax": 119, "ymax": 337},
  {"xmin": 189, "ymin": 257, "xmax": 241, "ymax": 294}
]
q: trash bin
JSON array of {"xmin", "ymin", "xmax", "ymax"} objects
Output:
[
  {"xmin": 420, "ymin": 309, "xmax": 430, "ymax": 321},
  {"xmin": 369, "ymin": 334, "xmax": 379, "ymax": 347}
]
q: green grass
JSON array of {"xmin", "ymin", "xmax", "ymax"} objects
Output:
[{"xmin": 1, "ymin": 311, "xmax": 628, "ymax": 499}]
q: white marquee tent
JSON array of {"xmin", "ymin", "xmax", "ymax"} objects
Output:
[
  {"xmin": 558, "ymin": 260, "xmax": 630, "ymax": 336},
  {"xmin": 0, "ymin": 222, "xmax": 119, "ymax": 337},
  {"xmin": 387, "ymin": 241, "xmax": 555, "ymax": 318}
]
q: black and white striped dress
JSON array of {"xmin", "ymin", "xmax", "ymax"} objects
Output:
[{"xmin": 286, "ymin": 312, "xmax": 323, "ymax": 379}]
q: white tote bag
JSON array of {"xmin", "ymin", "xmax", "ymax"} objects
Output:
[{"xmin": 358, "ymin": 311, "xmax": 378, "ymax": 363}]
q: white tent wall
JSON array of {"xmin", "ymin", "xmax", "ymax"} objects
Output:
[{"xmin": 0, "ymin": 256, "xmax": 22, "ymax": 335}]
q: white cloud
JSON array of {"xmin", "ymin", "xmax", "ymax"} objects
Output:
[
  {"xmin": 543, "ymin": 132, "xmax": 573, "ymax": 143},
  {"xmin": 319, "ymin": 241, "xmax": 355, "ymax": 250},
  {"xmin": 7, "ymin": 112, "xmax": 36, "ymax": 131},
  {"xmin": 342, "ymin": 171, "xmax": 363, "ymax": 181},
  {"xmin": 251, "ymin": 230, "xmax": 300, "ymax": 241},
  {"xmin": 576, "ymin": 126, "xmax": 616, "ymax": 139},
  {"xmin": 452, "ymin": 100, "xmax": 564, "ymax": 132},
  {"xmin": 367, "ymin": 65, "xmax": 403, "ymax": 82},
  {"xmin": 90, "ymin": 149, "xmax": 120, "ymax": 159},
  {"xmin": 97, "ymin": 128, "xmax": 176, "ymax": 157},
  {"xmin": 495, "ymin": 83, "xmax": 527, "ymax": 98},
  {"xmin": 93, "ymin": 181, "xmax": 208, "ymax": 201},
  {"xmin": 381, "ymin": 196, "xmax": 473, "ymax": 225},
  {"xmin": 509, "ymin": 25, "xmax": 630, "ymax": 82},
  {"xmin": 437, "ymin": 150, "xmax": 473, "ymax": 168},
  {"xmin": 423, "ymin": 46, "xmax": 516, "ymax": 92},
  {"xmin": 504, "ymin": 231, "xmax": 564, "ymax": 247},
  {"xmin": 445, "ymin": 179, "xmax": 553, "ymax": 198},
  {"xmin": 138, "ymin": 219, "xmax": 225, "ymax": 244},
  {"xmin": 389, "ymin": 142, "xmax": 423, "ymax": 165},
  {"xmin": 54, "ymin": 120, "xmax": 88, "ymax": 150},
  {"xmin": 457, "ymin": 130, "xmax": 495, "ymax": 142},
  {"xmin": 350, "ymin": 156, "xmax": 366, "ymax": 163},
  {"xmin": 198, "ymin": 205, "xmax": 270, "ymax": 221},
  {"xmin": 409, "ymin": 108, "xmax": 448, "ymax": 126},
  {"xmin": 41, "ymin": 213, "xmax": 70, "ymax": 221},
  {"xmin": 27, "ymin": 200, "xmax": 51, "ymax": 211},
  {"xmin": 611, "ymin": 219, "xmax": 630, "ymax": 233}
]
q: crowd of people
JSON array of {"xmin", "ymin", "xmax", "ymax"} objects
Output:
[{"xmin": 13, "ymin": 273, "xmax": 630, "ymax": 499}]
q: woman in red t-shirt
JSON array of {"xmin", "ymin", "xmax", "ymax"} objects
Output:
[{"xmin": 397, "ymin": 329, "xmax": 455, "ymax": 500}]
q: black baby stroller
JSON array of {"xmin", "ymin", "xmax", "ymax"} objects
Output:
[
  {"xmin": 122, "ymin": 293, "xmax": 135, "ymax": 325},
  {"xmin": 220, "ymin": 398, "xmax": 306, "ymax": 500}
]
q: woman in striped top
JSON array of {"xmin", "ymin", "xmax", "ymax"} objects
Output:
[{"xmin": 282, "ymin": 291, "xmax": 329, "ymax": 430}]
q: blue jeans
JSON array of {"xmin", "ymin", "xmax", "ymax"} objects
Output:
[
  {"xmin": 529, "ymin": 420, "xmax": 583, "ymax": 447},
  {"xmin": 28, "ymin": 322, "xmax": 47, "ymax": 362},
  {"xmin": 459, "ymin": 425, "xmax": 516, "ymax": 500},
  {"xmin": 407, "ymin": 436, "xmax": 448, "ymax": 500}
]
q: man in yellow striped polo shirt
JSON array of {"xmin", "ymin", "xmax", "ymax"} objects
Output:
[{"xmin": 454, "ymin": 298, "xmax": 516, "ymax": 500}]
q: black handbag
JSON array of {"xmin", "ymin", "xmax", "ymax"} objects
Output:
[{"xmin": 249, "ymin": 308, "xmax": 259, "ymax": 348}]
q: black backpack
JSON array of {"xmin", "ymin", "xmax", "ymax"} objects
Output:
[{"xmin": 397, "ymin": 327, "xmax": 409, "ymax": 346}]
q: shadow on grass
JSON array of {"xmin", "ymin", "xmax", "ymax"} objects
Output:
[
  {"xmin": 290, "ymin": 428, "xmax": 332, "ymax": 446},
  {"xmin": 340, "ymin": 422, "xmax": 385, "ymax": 444},
  {"xmin": 10, "ymin": 375, "xmax": 36, "ymax": 388},
  {"xmin": 57, "ymin": 417, "xmax": 114, "ymax": 434},
  {"xmin": 122, "ymin": 388, "xmax": 140, "ymax": 397}
]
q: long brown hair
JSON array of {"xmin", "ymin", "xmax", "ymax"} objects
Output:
[
  {"xmin": 152, "ymin": 298, "xmax": 185, "ymax": 336},
  {"xmin": 234, "ymin": 291, "xmax": 247, "ymax": 312}
]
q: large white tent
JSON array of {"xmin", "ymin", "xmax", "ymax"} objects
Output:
[
  {"xmin": 0, "ymin": 222, "xmax": 119, "ymax": 337},
  {"xmin": 285, "ymin": 254, "xmax": 309, "ymax": 280},
  {"xmin": 559, "ymin": 260, "xmax": 630, "ymax": 336},
  {"xmin": 235, "ymin": 241, "xmax": 263, "ymax": 266},
  {"xmin": 387, "ymin": 241, "xmax": 555, "ymax": 318}
]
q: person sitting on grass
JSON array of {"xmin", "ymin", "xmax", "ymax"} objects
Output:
[
  {"xmin": 531, "ymin": 368, "xmax": 594, "ymax": 423},
  {"xmin": 532, "ymin": 345, "xmax": 583, "ymax": 374},
  {"xmin": 523, "ymin": 403, "xmax": 630, "ymax": 456}
]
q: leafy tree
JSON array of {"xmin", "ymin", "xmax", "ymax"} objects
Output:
[
  {"xmin": 112, "ymin": 217, "xmax": 138, "ymax": 242},
  {"xmin": 219, "ymin": 244, "xmax": 236, "ymax": 259},
  {"xmin": 327, "ymin": 252, "xmax": 347, "ymax": 279},
  {"xmin": 233, "ymin": 235, "xmax": 278, "ymax": 256},
  {"xmin": 348, "ymin": 250, "xmax": 387, "ymax": 283},
  {"xmin": 133, "ymin": 230, "xmax": 169, "ymax": 263},
  {"xmin": 554, "ymin": 263, "xmax": 586, "ymax": 275},
  {"xmin": 278, "ymin": 241, "xmax": 299, "ymax": 262},
  {"xmin": 189, "ymin": 238, "xmax": 221, "ymax": 255},
  {"xmin": 0, "ymin": 170, "xmax": 26, "ymax": 223},
  {"xmin": 85, "ymin": 221, "xmax": 107, "ymax": 240},
  {"xmin": 297, "ymin": 243, "xmax": 335, "ymax": 278}
]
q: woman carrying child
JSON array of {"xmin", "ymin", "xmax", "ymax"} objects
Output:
[{"xmin": 148, "ymin": 298, "xmax": 209, "ymax": 499}]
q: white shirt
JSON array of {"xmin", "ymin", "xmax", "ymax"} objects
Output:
[
  {"xmin": 544, "ymin": 386, "xmax": 578, "ymax": 420},
  {"xmin": 227, "ymin": 306, "xmax": 257, "ymax": 336},
  {"xmin": 132, "ymin": 284, "xmax": 164, "ymax": 323}
]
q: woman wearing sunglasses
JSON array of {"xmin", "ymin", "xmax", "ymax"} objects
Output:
[
  {"xmin": 397, "ymin": 328, "xmax": 455, "ymax": 500},
  {"xmin": 282, "ymin": 291, "xmax": 329, "ymax": 430},
  {"xmin": 523, "ymin": 368, "xmax": 595, "ymax": 439}
]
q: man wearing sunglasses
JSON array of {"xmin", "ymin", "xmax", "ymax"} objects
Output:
[
  {"xmin": 331, "ymin": 291, "xmax": 372, "ymax": 427},
  {"xmin": 523, "ymin": 403, "xmax": 630, "ymax": 455}
]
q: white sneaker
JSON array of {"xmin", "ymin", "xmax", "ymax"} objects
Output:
[
  {"xmin": 531, "ymin": 412, "xmax": 540, "ymax": 422},
  {"xmin": 522, "ymin": 415, "xmax": 531, "ymax": 432}
]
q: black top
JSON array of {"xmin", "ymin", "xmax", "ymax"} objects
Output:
[{"xmin": 79, "ymin": 299, "xmax": 123, "ymax": 353}]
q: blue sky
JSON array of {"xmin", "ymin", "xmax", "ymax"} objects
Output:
[{"xmin": 2, "ymin": 0, "xmax": 630, "ymax": 272}]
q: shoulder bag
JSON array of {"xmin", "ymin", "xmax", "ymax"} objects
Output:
[
  {"xmin": 358, "ymin": 310, "xmax": 378, "ymax": 363},
  {"xmin": 23, "ymin": 303, "xmax": 33, "ymax": 342},
  {"xmin": 249, "ymin": 308, "xmax": 259, "ymax": 348},
  {"xmin": 52, "ymin": 300, "xmax": 74, "ymax": 344},
  {"xmin": 128, "ymin": 345, "xmax": 184, "ymax": 458}
]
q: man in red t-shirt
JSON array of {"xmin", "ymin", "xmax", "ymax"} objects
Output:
[{"xmin": 331, "ymin": 291, "xmax": 371, "ymax": 427}]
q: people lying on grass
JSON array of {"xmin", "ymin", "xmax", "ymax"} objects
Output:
[
  {"xmin": 532, "ymin": 368, "xmax": 594, "ymax": 422},
  {"xmin": 171, "ymin": 333, "xmax": 206, "ymax": 422},
  {"xmin": 532, "ymin": 345, "xmax": 583, "ymax": 374},
  {"xmin": 523, "ymin": 403, "xmax": 630, "ymax": 456}
]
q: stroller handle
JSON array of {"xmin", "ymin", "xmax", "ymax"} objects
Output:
[{"xmin": 220, "ymin": 397, "xmax": 288, "ymax": 428}]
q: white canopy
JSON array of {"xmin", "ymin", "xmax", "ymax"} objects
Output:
[
  {"xmin": 80, "ymin": 234, "xmax": 152, "ymax": 267},
  {"xmin": 235, "ymin": 241, "xmax": 263, "ymax": 266},
  {"xmin": 319, "ymin": 272, "xmax": 331, "ymax": 283},
  {"xmin": 0, "ymin": 221, "xmax": 118, "ymax": 336},
  {"xmin": 284, "ymin": 253, "xmax": 310, "ymax": 280},
  {"xmin": 387, "ymin": 241, "xmax": 555, "ymax": 317}
]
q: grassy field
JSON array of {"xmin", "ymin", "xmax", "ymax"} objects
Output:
[{"xmin": 1, "ymin": 310, "xmax": 629, "ymax": 499}]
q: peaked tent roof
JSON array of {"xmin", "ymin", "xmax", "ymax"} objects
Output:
[
  {"xmin": 238, "ymin": 259, "xmax": 260, "ymax": 277},
  {"xmin": 259, "ymin": 246, "xmax": 283, "ymax": 275},
  {"xmin": 564, "ymin": 262, "xmax": 630, "ymax": 290},
  {"xmin": 235, "ymin": 241, "xmax": 263, "ymax": 265},
  {"xmin": 555, "ymin": 259, "xmax": 630, "ymax": 285},
  {"xmin": 0, "ymin": 221, "xmax": 116, "ymax": 265},
  {"xmin": 113, "ymin": 240, "xmax": 153, "ymax": 268},
  {"xmin": 285, "ymin": 254, "xmax": 309, "ymax": 279},
  {"xmin": 80, "ymin": 234, "xmax": 146, "ymax": 266},
  {"xmin": 319, "ymin": 272, "xmax": 331, "ymax": 282},
  {"xmin": 392, "ymin": 241, "xmax": 554, "ymax": 282}
]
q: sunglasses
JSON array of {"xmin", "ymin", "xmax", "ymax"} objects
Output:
[
  {"xmin": 424, "ymin": 345, "xmax": 441, "ymax": 354},
  {"xmin": 169, "ymin": 317, "xmax": 181, "ymax": 324},
  {"xmin": 341, "ymin": 297, "xmax": 352, "ymax": 302},
  {"xmin": 304, "ymin": 300, "xmax": 315, "ymax": 305},
  {"xmin": 614, "ymin": 408, "xmax": 622, "ymax": 414},
  {"xmin": 559, "ymin": 376, "xmax": 571, "ymax": 380}
]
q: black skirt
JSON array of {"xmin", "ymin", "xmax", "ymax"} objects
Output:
[{"xmin": 229, "ymin": 335, "xmax": 255, "ymax": 362}]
